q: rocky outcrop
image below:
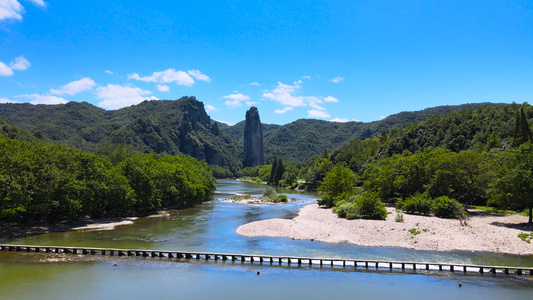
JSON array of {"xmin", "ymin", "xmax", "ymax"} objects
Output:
[{"xmin": 243, "ymin": 107, "xmax": 264, "ymax": 167}]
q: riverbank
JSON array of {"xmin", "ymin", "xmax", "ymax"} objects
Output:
[
  {"xmin": 0, "ymin": 211, "xmax": 172, "ymax": 240},
  {"xmin": 237, "ymin": 204, "xmax": 533, "ymax": 255}
]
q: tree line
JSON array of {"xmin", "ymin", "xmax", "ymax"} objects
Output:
[
  {"xmin": 0, "ymin": 132, "xmax": 216, "ymax": 223},
  {"xmin": 237, "ymin": 104, "xmax": 533, "ymax": 223}
]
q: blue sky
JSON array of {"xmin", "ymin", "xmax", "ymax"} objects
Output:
[{"xmin": 1, "ymin": 1, "xmax": 532, "ymax": 125}]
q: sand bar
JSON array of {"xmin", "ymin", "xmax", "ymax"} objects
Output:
[{"xmin": 237, "ymin": 204, "xmax": 533, "ymax": 255}]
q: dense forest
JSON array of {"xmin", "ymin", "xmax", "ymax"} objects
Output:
[
  {"xmin": 0, "ymin": 118, "xmax": 216, "ymax": 222},
  {"xmin": 2, "ymin": 99, "xmax": 533, "ymax": 224},
  {"xmin": 314, "ymin": 104, "xmax": 533, "ymax": 223}
]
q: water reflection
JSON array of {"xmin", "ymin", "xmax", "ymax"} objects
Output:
[{"xmin": 4, "ymin": 180, "xmax": 533, "ymax": 267}]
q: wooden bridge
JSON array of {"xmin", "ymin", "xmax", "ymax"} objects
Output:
[{"xmin": 1, "ymin": 243, "xmax": 532, "ymax": 276}]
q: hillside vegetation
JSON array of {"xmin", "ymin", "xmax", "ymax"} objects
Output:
[
  {"xmin": 222, "ymin": 103, "xmax": 499, "ymax": 163},
  {"xmin": 0, "ymin": 132, "xmax": 216, "ymax": 222},
  {"xmin": 313, "ymin": 103, "xmax": 533, "ymax": 223},
  {"xmin": 0, "ymin": 97, "xmax": 242, "ymax": 172}
]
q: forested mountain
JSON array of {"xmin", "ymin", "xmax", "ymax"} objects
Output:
[
  {"xmin": 0, "ymin": 97, "xmax": 242, "ymax": 172},
  {"xmin": 221, "ymin": 102, "xmax": 498, "ymax": 163},
  {"xmin": 329, "ymin": 102, "xmax": 529, "ymax": 175},
  {"xmin": 0, "ymin": 98, "xmax": 501, "ymax": 172}
]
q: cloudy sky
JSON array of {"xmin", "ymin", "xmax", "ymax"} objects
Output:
[{"xmin": 1, "ymin": 1, "xmax": 532, "ymax": 125}]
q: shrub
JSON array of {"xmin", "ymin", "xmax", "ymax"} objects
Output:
[
  {"xmin": 263, "ymin": 186, "xmax": 277, "ymax": 198},
  {"xmin": 358, "ymin": 192, "xmax": 388, "ymax": 220},
  {"xmin": 333, "ymin": 192, "xmax": 387, "ymax": 220},
  {"xmin": 333, "ymin": 199, "xmax": 361, "ymax": 220},
  {"xmin": 278, "ymin": 194, "xmax": 288, "ymax": 203},
  {"xmin": 317, "ymin": 194, "xmax": 335, "ymax": 208},
  {"xmin": 401, "ymin": 193, "xmax": 432, "ymax": 215},
  {"xmin": 395, "ymin": 211, "xmax": 404, "ymax": 222},
  {"xmin": 432, "ymin": 196, "xmax": 461, "ymax": 218}
]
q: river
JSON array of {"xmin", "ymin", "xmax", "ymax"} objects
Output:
[{"xmin": 1, "ymin": 180, "xmax": 532, "ymax": 299}]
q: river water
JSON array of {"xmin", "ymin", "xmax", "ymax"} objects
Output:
[{"xmin": 1, "ymin": 180, "xmax": 533, "ymax": 299}]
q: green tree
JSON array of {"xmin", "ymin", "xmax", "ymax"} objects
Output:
[
  {"xmin": 512, "ymin": 107, "xmax": 532, "ymax": 148},
  {"xmin": 489, "ymin": 143, "xmax": 533, "ymax": 224},
  {"xmin": 318, "ymin": 164, "xmax": 357, "ymax": 207},
  {"xmin": 269, "ymin": 156, "xmax": 278, "ymax": 184},
  {"xmin": 274, "ymin": 158, "xmax": 285, "ymax": 185}
]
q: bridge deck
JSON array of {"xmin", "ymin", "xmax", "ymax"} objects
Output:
[{"xmin": 1, "ymin": 244, "xmax": 532, "ymax": 276}]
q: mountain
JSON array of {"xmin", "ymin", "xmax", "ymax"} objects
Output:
[
  {"xmin": 0, "ymin": 98, "xmax": 503, "ymax": 171},
  {"xmin": 221, "ymin": 102, "xmax": 499, "ymax": 163},
  {"xmin": 0, "ymin": 97, "xmax": 242, "ymax": 171}
]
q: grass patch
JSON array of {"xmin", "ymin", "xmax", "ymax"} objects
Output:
[
  {"xmin": 468, "ymin": 205, "xmax": 517, "ymax": 216},
  {"xmin": 229, "ymin": 194, "xmax": 252, "ymax": 201},
  {"xmin": 518, "ymin": 232, "xmax": 533, "ymax": 243},
  {"xmin": 409, "ymin": 228, "xmax": 421, "ymax": 235}
]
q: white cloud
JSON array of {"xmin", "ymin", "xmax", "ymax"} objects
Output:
[
  {"xmin": 216, "ymin": 120, "xmax": 234, "ymax": 126},
  {"xmin": 379, "ymin": 116, "xmax": 386, "ymax": 119},
  {"xmin": 262, "ymin": 82, "xmax": 306, "ymax": 107},
  {"xmin": 263, "ymin": 80, "xmax": 340, "ymax": 116},
  {"xmin": 0, "ymin": 0, "xmax": 46, "ymax": 22},
  {"xmin": 157, "ymin": 84, "xmax": 170, "ymax": 92},
  {"xmin": 17, "ymin": 93, "xmax": 67, "ymax": 105},
  {"xmin": 274, "ymin": 107, "xmax": 293, "ymax": 114},
  {"xmin": 96, "ymin": 84, "xmax": 157, "ymax": 110},
  {"xmin": 9, "ymin": 56, "xmax": 30, "ymax": 71},
  {"xmin": 50, "ymin": 77, "xmax": 96, "ymax": 96},
  {"xmin": 250, "ymin": 82, "xmax": 260, "ymax": 86},
  {"xmin": 104, "ymin": 70, "xmax": 113, "ymax": 75},
  {"xmin": 245, "ymin": 101, "xmax": 257, "ymax": 106},
  {"xmin": 205, "ymin": 104, "xmax": 216, "ymax": 112},
  {"xmin": 0, "ymin": 61, "xmax": 14, "ymax": 76},
  {"xmin": 187, "ymin": 70, "xmax": 211, "ymax": 82},
  {"xmin": 330, "ymin": 118, "xmax": 358, "ymax": 123},
  {"xmin": 129, "ymin": 69, "xmax": 195, "ymax": 87},
  {"xmin": 0, "ymin": 56, "xmax": 31, "ymax": 76},
  {"xmin": 222, "ymin": 92, "xmax": 250, "ymax": 107},
  {"xmin": 324, "ymin": 96, "xmax": 339, "ymax": 103},
  {"xmin": 308, "ymin": 110, "xmax": 331, "ymax": 118},
  {"xmin": 28, "ymin": 0, "xmax": 47, "ymax": 8},
  {"xmin": 330, "ymin": 76, "xmax": 344, "ymax": 83},
  {"xmin": 0, "ymin": 0, "xmax": 24, "ymax": 21},
  {"xmin": 308, "ymin": 96, "xmax": 325, "ymax": 111},
  {"xmin": 302, "ymin": 75, "xmax": 311, "ymax": 79},
  {"xmin": 0, "ymin": 97, "xmax": 19, "ymax": 103}
]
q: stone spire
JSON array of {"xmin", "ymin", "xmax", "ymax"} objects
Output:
[{"xmin": 242, "ymin": 107, "xmax": 264, "ymax": 167}]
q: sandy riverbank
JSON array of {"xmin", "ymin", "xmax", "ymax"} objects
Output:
[
  {"xmin": 0, "ymin": 211, "xmax": 171, "ymax": 240},
  {"xmin": 237, "ymin": 204, "xmax": 533, "ymax": 255}
]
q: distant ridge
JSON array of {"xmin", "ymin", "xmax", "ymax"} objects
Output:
[
  {"xmin": 221, "ymin": 102, "xmax": 502, "ymax": 163},
  {"xmin": 0, "ymin": 99, "xmax": 502, "ymax": 169}
]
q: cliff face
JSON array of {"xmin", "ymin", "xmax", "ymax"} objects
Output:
[{"xmin": 242, "ymin": 107, "xmax": 264, "ymax": 167}]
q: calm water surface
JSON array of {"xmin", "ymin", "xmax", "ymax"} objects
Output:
[{"xmin": 1, "ymin": 180, "xmax": 533, "ymax": 299}]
